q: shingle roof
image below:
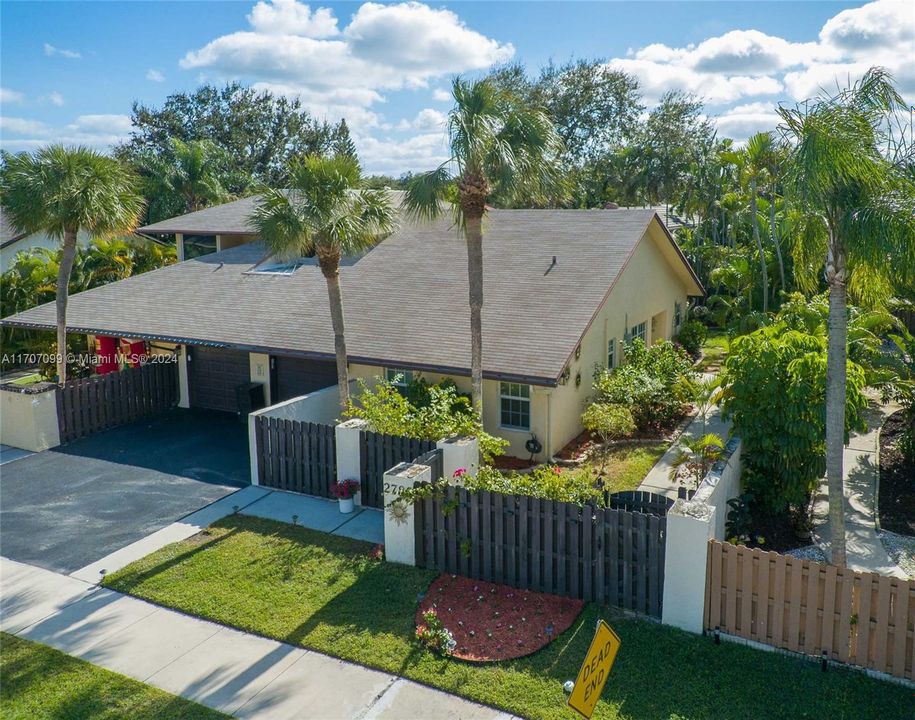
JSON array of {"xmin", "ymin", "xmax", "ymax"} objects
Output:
[{"xmin": 4, "ymin": 208, "xmax": 700, "ymax": 384}]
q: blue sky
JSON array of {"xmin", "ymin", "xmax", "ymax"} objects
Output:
[{"xmin": 2, "ymin": 1, "xmax": 912, "ymax": 174}]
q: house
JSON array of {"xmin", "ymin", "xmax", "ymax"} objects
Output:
[
  {"xmin": 0, "ymin": 209, "xmax": 91, "ymax": 272},
  {"xmin": 1, "ymin": 199, "xmax": 703, "ymax": 460}
]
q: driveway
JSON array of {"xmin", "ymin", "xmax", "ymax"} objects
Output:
[{"xmin": 0, "ymin": 408, "xmax": 250, "ymax": 574}]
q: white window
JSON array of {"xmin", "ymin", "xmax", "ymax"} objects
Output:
[
  {"xmin": 607, "ymin": 338, "xmax": 617, "ymax": 369},
  {"xmin": 500, "ymin": 382, "xmax": 531, "ymax": 430},
  {"xmin": 631, "ymin": 321, "xmax": 647, "ymax": 344},
  {"xmin": 385, "ymin": 368, "xmax": 413, "ymax": 388}
]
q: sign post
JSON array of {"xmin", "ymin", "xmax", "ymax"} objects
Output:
[{"xmin": 567, "ymin": 620, "xmax": 621, "ymax": 719}]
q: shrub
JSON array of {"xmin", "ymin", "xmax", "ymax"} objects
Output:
[
  {"xmin": 721, "ymin": 324, "xmax": 867, "ymax": 516},
  {"xmin": 463, "ymin": 464, "xmax": 604, "ymax": 506},
  {"xmin": 581, "ymin": 403, "xmax": 635, "ymax": 444},
  {"xmin": 592, "ymin": 339, "xmax": 694, "ymax": 434},
  {"xmin": 415, "ymin": 609, "xmax": 455, "ymax": 655},
  {"xmin": 346, "ymin": 377, "xmax": 508, "ymax": 461},
  {"xmin": 675, "ymin": 320, "xmax": 707, "ymax": 357}
]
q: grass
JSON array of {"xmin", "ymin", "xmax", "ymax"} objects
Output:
[
  {"xmin": 570, "ymin": 443, "xmax": 669, "ymax": 493},
  {"xmin": 697, "ymin": 328, "xmax": 730, "ymax": 372},
  {"xmin": 0, "ymin": 633, "xmax": 228, "ymax": 720},
  {"xmin": 7, "ymin": 373, "xmax": 43, "ymax": 386},
  {"xmin": 104, "ymin": 516, "xmax": 908, "ymax": 720}
]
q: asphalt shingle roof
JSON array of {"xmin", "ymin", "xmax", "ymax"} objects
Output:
[{"xmin": 5, "ymin": 208, "xmax": 695, "ymax": 384}]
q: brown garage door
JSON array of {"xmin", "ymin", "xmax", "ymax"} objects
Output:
[
  {"xmin": 188, "ymin": 346, "xmax": 251, "ymax": 413},
  {"xmin": 273, "ymin": 356, "xmax": 337, "ymax": 403}
]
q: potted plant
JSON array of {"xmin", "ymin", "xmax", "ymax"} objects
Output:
[{"xmin": 331, "ymin": 479, "xmax": 360, "ymax": 514}]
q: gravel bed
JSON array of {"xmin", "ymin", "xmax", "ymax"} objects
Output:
[
  {"xmin": 877, "ymin": 529, "xmax": 915, "ymax": 578},
  {"xmin": 784, "ymin": 544, "xmax": 827, "ymax": 563}
]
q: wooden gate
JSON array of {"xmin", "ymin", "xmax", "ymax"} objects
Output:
[
  {"xmin": 360, "ymin": 430, "xmax": 436, "ymax": 509},
  {"xmin": 415, "ymin": 488, "xmax": 667, "ymax": 618},
  {"xmin": 254, "ymin": 417, "xmax": 337, "ymax": 496},
  {"xmin": 705, "ymin": 540, "xmax": 915, "ymax": 681},
  {"xmin": 57, "ymin": 362, "xmax": 179, "ymax": 443}
]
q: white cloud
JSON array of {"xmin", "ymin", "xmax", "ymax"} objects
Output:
[
  {"xmin": 180, "ymin": 1, "xmax": 513, "ymax": 130},
  {"xmin": 248, "ymin": 0, "xmax": 338, "ymax": 37},
  {"xmin": 146, "ymin": 69, "xmax": 165, "ymax": 82},
  {"xmin": 0, "ymin": 116, "xmax": 51, "ymax": 136},
  {"xmin": 43, "ymin": 42, "xmax": 81, "ymax": 59},
  {"xmin": 0, "ymin": 114, "xmax": 134, "ymax": 152},
  {"xmin": 397, "ymin": 107, "xmax": 446, "ymax": 132},
  {"xmin": 357, "ymin": 131, "xmax": 449, "ymax": 175},
  {"xmin": 45, "ymin": 91, "xmax": 65, "ymax": 106},
  {"xmin": 432, "ymin": 88, "xmax": 452, "ymax": 103},
  {"xmin": 0, "ymin": 88, "xmax": 25, "ymax": 104},
  {"xmin": 714, "ymin": 102, "xmax": 781, "ymax": 142},
  {"xmin": 609, "ymin": 0, "xmax": 915, "ymax": 123}
]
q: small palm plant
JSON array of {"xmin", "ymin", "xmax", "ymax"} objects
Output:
[
  {"xmin": 250, "ymin": 155, "xmax": 397, "ymax": 412},
  {"xmin": 1, "ymin": 145, "xmax": 144, "ymax": 383},
  {"xmin": 669, "ymin": 433, "xmax": 726, "ymax": 489},
  {"xmin": 402, "ymin": 77, "xmax": 563, "ymax": 413}
]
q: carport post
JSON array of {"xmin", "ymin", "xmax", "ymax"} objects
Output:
[
  {"xmin": 177, "ymin": 345, "xmax": 190, "ymax": 408},
  {"xmin": 336, "ymin": 419, "xmax": 366, "ymax": 506}
]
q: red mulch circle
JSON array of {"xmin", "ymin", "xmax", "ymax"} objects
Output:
[
  {"xmin": 415, "ymin": 574, "xmax": 584, "ymax": 662},
  {"xmin": 490, "ymin": 455, "xmax": 538, "ymax": 471}
]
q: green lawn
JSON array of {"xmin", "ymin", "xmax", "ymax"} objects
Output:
[
  {"xmin": 570, "ymin": 443, "xmax": 669, "ymax": 494},
  {"xmin": 0, "ymin": 633, "xmax": 228, "ymax": 720},
  {"xmin": 104, "ymin": 516, "xmax": 906, "ymax": 720},
  {"xmin": 697, "ymin": 329, "xmax": 730, "ymax": 371}
]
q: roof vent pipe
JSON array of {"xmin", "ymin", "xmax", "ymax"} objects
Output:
[{"xmin": 545, "ymin": 255, "xmax": 557, "ymax": 275}]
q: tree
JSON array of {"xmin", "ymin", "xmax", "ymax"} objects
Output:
[
  {"xmin": 1, "ymin": 146, "xmax": 144, "ymax": 383},
  {"xmin": 137, "ymin": 138, "xmax": 236, "ymax": 222},
  {"xmin": 250, "ymin": 155, "xmax": 397, "ymax": 412},
  {"xmin": 743, "ymin": 133, "xmax": 772, "ymax": 312},
  {"xmin": 402, "ymin": 77, "xmax": 563, "ymax": 412},
  {"xmin": 332, "ymin": 119, "xmax": 359, "ymax": 162},
  {"xmin": 118, "ymin": 83, "xmax": 342, "ymax": 187},
  {"xmin": 778, "ymin": 67, "xmax": 915, "ymax": 565}
]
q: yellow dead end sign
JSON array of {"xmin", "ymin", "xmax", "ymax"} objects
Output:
[{"xmin": 567, "ymin": 620, "xmax": 621, "ymax": 719}]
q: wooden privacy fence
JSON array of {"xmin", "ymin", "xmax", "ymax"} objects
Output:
[
  {"xmin": 255, "ymin": 417, "xmax": 336, "ymax": 496},
  {"xmin": 607, "ymin": 490, "xmax": 674, "ymax": 516},
  {"xmin": 360, "ymin": 430, "xmax": 436, "ymax": 509},
  {"xmin": 415, "ymin": 488, "xmax": 667, "ymax": 618},
  {"xmin": 57, "ymin": 362, "xmax": 178, "ymax": 443},
  {"xmin": 705, "ymin": 540, "xmax": 915, "ymax": 681}
]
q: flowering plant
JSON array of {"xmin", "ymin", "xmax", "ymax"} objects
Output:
[
  {"xmin": 415, "ymin": 609, "xmax": 456, "ymax": 655},
  {"xmin": 453, "ymin": 467, "xmax": 467, "ymax": 479},
  {"xmin": 330, "ymin": 479, "xmax": 360, "ymax": 500}
]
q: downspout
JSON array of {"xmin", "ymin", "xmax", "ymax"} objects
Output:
[{"xmin": 544, "ymin": 388, "xmax": 553, "ymax": 462}]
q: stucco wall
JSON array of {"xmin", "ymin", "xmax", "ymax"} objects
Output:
[
  {"xmin": 0, "ymin": 386, "xmax": 61, "ymax": 451},
  {"xmin": 0, "ymin": 229, "xmax": 91, "ymax": 272}
]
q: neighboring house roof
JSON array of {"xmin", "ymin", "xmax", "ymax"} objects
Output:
[
  {"xmin": 138, "ymin": 190, "xmax": 407, "ymax": 236},
  {"xmin": 4, "ymin": 208, "xmax": 703, "ymax": 385},
  {"xmin": 0, "ymin": 209, "xmax": 29, "ymax": 249}
]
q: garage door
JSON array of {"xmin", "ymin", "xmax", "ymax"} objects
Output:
[
  {"xmin": 273, "ymin": 356, "xmax": 337, "ymax": 403},
  {"xmin": 188, "ymin": 346, "xmax": 251, "ymax": 413}
]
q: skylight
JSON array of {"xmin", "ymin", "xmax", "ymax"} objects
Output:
[{"xmin": 245, "ymin": 258, "xmax": 312, "ymax": 275}]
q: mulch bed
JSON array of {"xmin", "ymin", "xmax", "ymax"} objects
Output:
[
  {"xmin": 491, "ymin": 455, "xmax": 538, "ymax": 471},
  {"xmin": 878, "ymin": 411, "xmax": 915, "ymax": 535},
  {"xmin": 742, "ymin": 509, "xmax": 813, "ymax": 553},
  {"xmin": 415, "ymin": 574, "xmax": 584, "ymax": 662}
]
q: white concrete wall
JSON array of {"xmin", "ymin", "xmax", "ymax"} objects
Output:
[
  {"xmin": 661, "ymin": 436, "xmax": 743, "ymax": 634},
  {"xmin": 249, "ymin": 353, "xmax": 271, "ymax": 405},
  {"xmin": 0, "ymin": 386, "xmax": 61, "ymax": 451}
]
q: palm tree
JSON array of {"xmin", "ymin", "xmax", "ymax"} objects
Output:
[
  {"xmin": 778, "ymin": 68, "xmax": 915, "ymax": 565},
  {"xmin": 250, "ymin": 155, "xmax": 397, "ymax": 413},
  {"xmin": 744, "ymin": 132, "xmax": 777, "ymax": 312},
  {"xmin": 402, "ymin": 77, "xmax": 562, "ymax": 412},
  {"xmin": 1, "ymin": 145, "xmax": 144, "ymax": 383}
]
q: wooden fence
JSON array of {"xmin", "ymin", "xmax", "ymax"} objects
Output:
[
  {"xmin": 57, "ymin": 362, "xmax": 178, "ymax": 443},
  {"xmin": 254, "ymin": 417, "xmax": 337, "ymax": 496},
  {"xmin": 360, "ymin": 430, "xmax": 436, "ymax": 508},
  {"xmin": 415, "ymin": 488, "xmax": 666, "ymax": 618},
  {"xmin": 705, "ymin": 540, "xmax": 915, "ymax": 681},
  {"xmin": 607, "ymin": 490, "xmax": 674, "ymax": 516}
]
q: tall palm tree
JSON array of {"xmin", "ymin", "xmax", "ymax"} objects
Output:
[
  {"xmin": 1, "ymin": 145, "xmax": 144, "ymax": 383},
  {"xmin": 778, "ymin": 67, "xmax": 915, "ymax": 565},
  {"xmin": 250, "ymin": 155, "xmax": 396, "ymax": 413},
  {"xmin": 402, "ymin": 77, "xmax": 562, "ymax": 412}
]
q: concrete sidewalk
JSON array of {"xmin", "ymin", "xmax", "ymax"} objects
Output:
[
  {"xmin": 812, "ymin": 400, "xmax": 906, "ymax": 578},
  {"xmin": 1, "ymin": 557, "xmax": 514, "ymax": 719}
]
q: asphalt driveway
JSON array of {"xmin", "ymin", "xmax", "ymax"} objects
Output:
[{"xmin": 0, "ymin": 408, "xmax": 250, "ymax": 574}]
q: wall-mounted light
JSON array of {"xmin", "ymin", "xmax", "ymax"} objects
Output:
[{"xmin": 574, "ymin": 345, "xmax": 581, "ymax": 360}]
